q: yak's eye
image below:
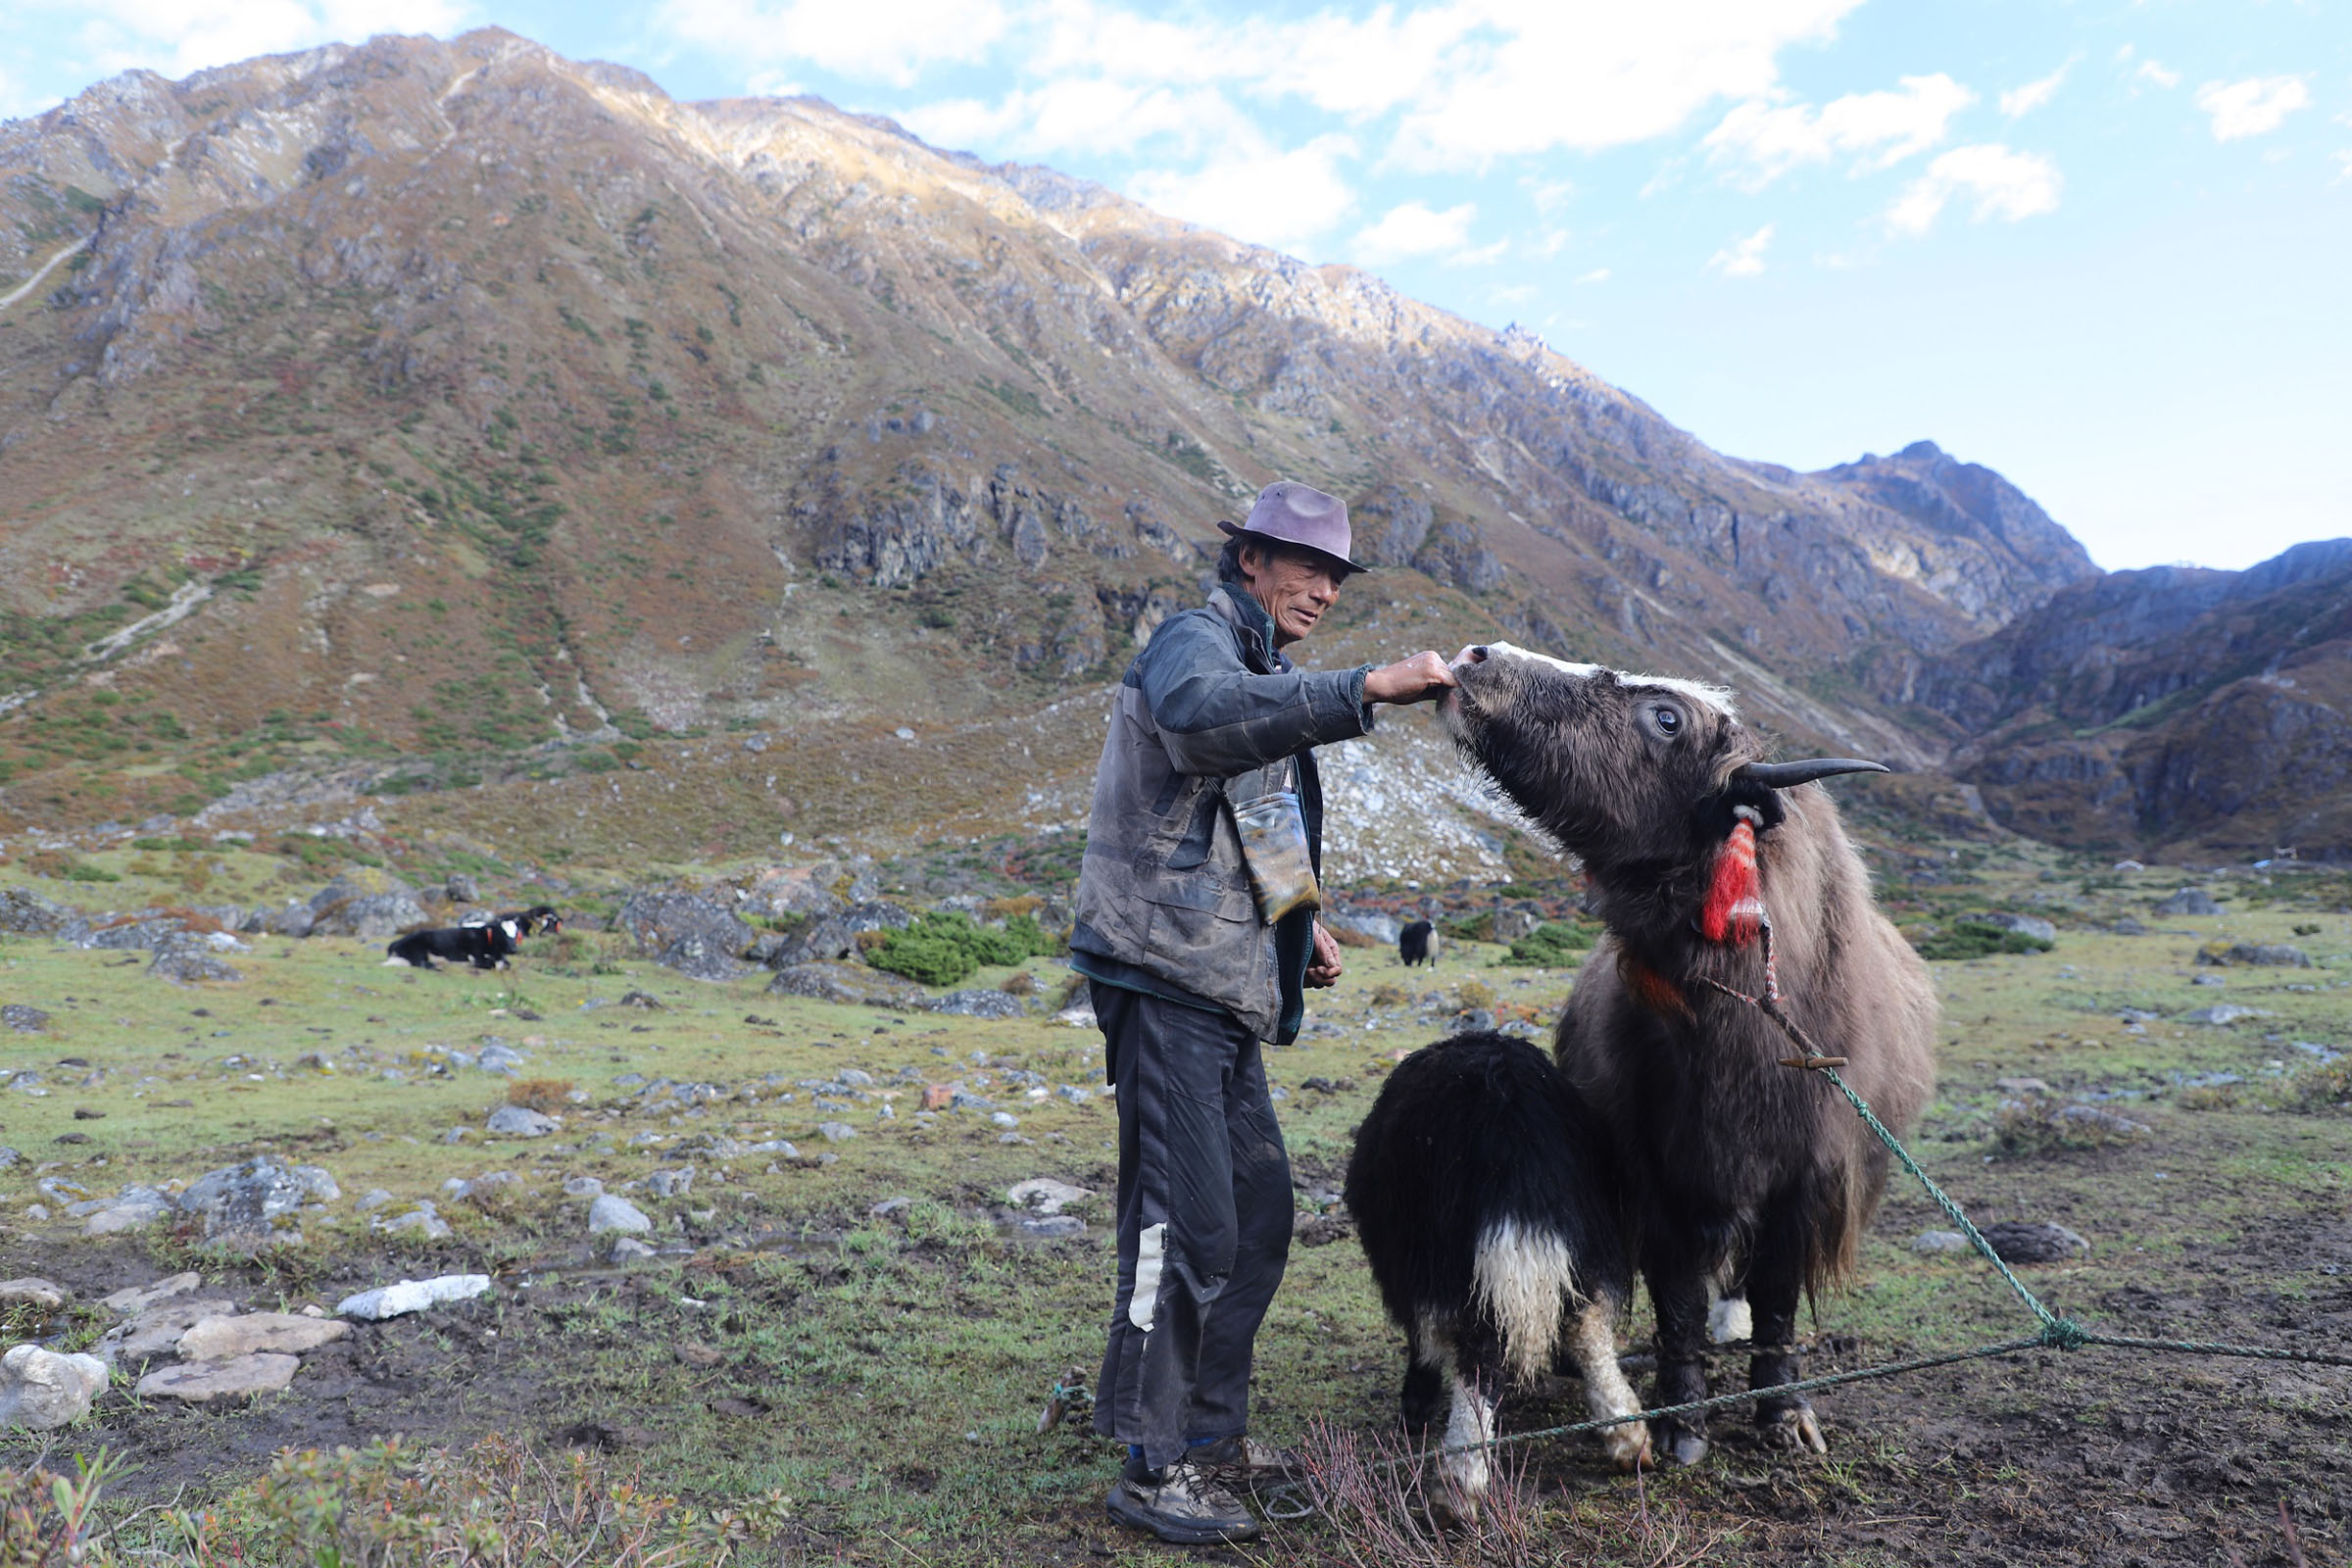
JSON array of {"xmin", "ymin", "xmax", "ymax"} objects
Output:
[{"xmin": 1651, "ymin": 705, "xmax": 1682, "ymax": 736}]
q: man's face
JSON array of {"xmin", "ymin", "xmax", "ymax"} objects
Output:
[{"xmin": 1241, "ymin": 545, "xmax": 1346, "ymax": 647}]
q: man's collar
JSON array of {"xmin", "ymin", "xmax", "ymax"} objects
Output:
[{"xmin": 1208, "ymin": 585, "xmax": 1287, "ymax": 671}]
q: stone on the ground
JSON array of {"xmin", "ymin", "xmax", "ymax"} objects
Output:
[
  {"xmin": 477, "ymin": 1042, "xmax": 528, "ymax": 1074},
  {"xmin": 989, "ymin": 1112, "xmax": 1018, "ymax": 1129},
  {"xmin": 2197, "ymin": 941, "xmax": 2313, "ymax": 968},
  {"xmin": 611, "ymin": 1237, "xmax": 658, "ymax": 1262},
  {"xmin": 485, "ymin": 1104, "xmax": 560, "ymax": 1138},
  {"xmin": 95, "ymin": 1298, "xmax": 240, "ymax": 1366},
  {"xmin": 101, "ymin": 1273, "xmax": 201, "ymax": 1314},
  {"xmin": 870, "ymin": 1197, "xmax": 912, "ymax": 1217},
  {"xmin": 178, "ymin": 1157, "xmax": 338, "ymax": 1246},
  {"xmin": 2154, "ymin": 888, "xmax": 2221, "ymax": 916},
  {"xmin": 2052, "ymin": 1104, "xmax": 2152, "ymax": 1137},
  {"xmin": 930, "ymin": 989, "xmax": 1026, "ymax": 1019},
  {"xmin": 2109, "ymin": 916, "xmax": 2147, "ymax": 936},
  {"xmin": 1980, "ymin": 1221, "xmax": 2089, "ymax": 1264},
  {"xmin": 613, "ymin": 890, "xmax": 758, "ymax": 981},
  {"xmin": 356, "ymin": 1189, "xmax": 394, "ymax": 1211},
  {"xmin": 588, "ymin": 1194, "xmax": 652, "ymax": 1234},
  {"xmin": 1017, "ymin": 1215, "xmax": 1084, "ymax": 1238},
  {"xmin": 149, "ymin": 936, "xmax": 242, "ymax": 984},
  {"xmin": 765, "ymin": 961, "xmax": 924, "ymax": 1008},
  {"xmin": 646, "ymin": 1167, "xmax": 694, "ymax": 1198},
  {"xmin": 771, "ymin": 901, "xmax": 914, "ymax": 966},
  {"xmin": 445, "ymin": 872, "xmax": 479, "ymax": 904},
  {"xmin": 179, "ymin": 1312, "xmax": 351, "ymax": 1359},
  {"xmin": 0, "ymin": 1278, "xmax": 67, "ymax": 1311},
  {"xmin": 817, "ymin": 1121, "xmax": 858, "ymax": 1143},
  {"xmin": 0, "ymin": 1345, "xmax": 109, "ymax": 1430},
  {"xmin": 1052, "ymin": 1004, "xmax": 1098, "ymax": 1028},
  {"xmin": 0, "ymin": 889, "xmax": 71, "ymax": 936},
  {"xmin": 135, "ymin": 1352, "xmax": 299, "ymax": 1403},
  {"xmin": 377, "ymin": 1200, "xmax": 453, "ymax": 1240},
  {"xmin": 1912, "ymin": 1230, "xmax": 1971, "ymax": 1254},
  {"xmin": 1006, "ymin": 1178, "xmax": 1092, "ymax": 1215},
  {"xmin": 1, "ymin": 1004, "xmax": 50, "ymax": 1034},
  {"xmin": 2182, "ymin": 1004, "xmax": 2272, "ymax": 1026},
  {"xmin": 1977, "ymin": 911, "xmax": 2057, "ymax": 943},
  {"xmin": 307, "ymin": 870, "xmax": 430, "ymax": 937},
  {"xmin": 564, "ymin": 1176, "xmax": 605, "ymax": 1199},
  {"xmin": 336, "ymin": 1274, "xmax": 493, "ymax": 1320}
]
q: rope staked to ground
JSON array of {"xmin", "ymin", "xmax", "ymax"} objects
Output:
[{"xmin": 1325, "ymin": 919, "xmax": 2352, "ymax": 1482}]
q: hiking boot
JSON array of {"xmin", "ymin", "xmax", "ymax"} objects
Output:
[
  {"xmin": 1104, "ymin": 1456, "xmax": 1260, "ymax": 1544},
  {"xmin": 1191, "ymin": 1434, "xmax": 1305, "ymax": 1484}
]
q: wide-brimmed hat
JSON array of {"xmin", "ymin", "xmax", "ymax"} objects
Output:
[{"xmin": 1216, "ymin": 481, "xmax": 1373, "ymax": 575}]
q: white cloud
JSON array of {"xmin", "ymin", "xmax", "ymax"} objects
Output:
[
  {"xmin": 1521, "ymin": 175, "xmax": 1575, "ymax": 215},
  {"xmin": 1575, "ymin": 267, "xmax": 1610, "ymax": 283},
  {"xmin": 1532, "ymin": 227, "xmax": 1570, "ymax": 258},
  {"xmin": 1708, "ymin": 221, "xmax": 1773, "ymax": 276},
  {"xmin": 58, "ymin": 0, "xmax": 472, "ymax": 81},
  {"xmin": 1449, "ymin": 236, "xmax": 1508, "ymax": 266},
  {"xmin": 1126, "ymin": 131, "xmax": 1359, "ymax": 256},
  {"xmin": 656, "ymin": 0, "xmax": 1006, "ymax": 89},
  {"xmin": 905, "ymin": 78, "xmax": 1231, "ymax": 160},
  {"xmin": 2333, "ymin": 149, "xmax": 2352, "ymax": 183},
  {"xmin": 2193, "ymin": 75, "xmax": 2311, "ymax": 141},
  {"xmin": 1999, "ymin": 59, "xmax": 2072, "ymax": 118},
  {"xmin": 1349, "ymin": 199, "xmax": 1478, "ymax": 264},
  {"xmin": 1887, "ymin": 143, "xmax": 2062, "ymax": 234},
  {"xmin": 2135, "ymin": 59, "xmax": 2182, "ymax": 90},
  {"xmin": 1389, "ymin": 0, "xmax": 1867, "ymax": 168},
  {"xmin": 1703, "ymin": 73, "xmax": 1975, "ymax": 187}
]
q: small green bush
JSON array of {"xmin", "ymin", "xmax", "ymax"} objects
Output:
[
  {"xmin": 867, "ymin": 910, "xmax": 1058, "ymax": 988},
  {"xmin": 1499, "ymin": 921, "xmax": 1596, "ymax": 967},
  {"xmin": 1911, "ymin": 920, "xmax": 2053, "ymax": 960},
  {"xmin": 63, "ymin": 861, "xmax": 121, "ymax": 883}
]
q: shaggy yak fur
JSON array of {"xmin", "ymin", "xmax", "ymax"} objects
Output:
[
  {"xmin": 1427, "ymin": 643, "xmax": 1936, "ymax": 1467},
  {"xmin": 1348, "ymin": 1031, "xmax": 1649, "ymax": 1493},
  {"xmin": 1398, "ymin": 918, "xmax": 1439, "ymax": 967},
  {"xmin": 384, "ymin": 919, "xmax": 519, "ymax": 971}
]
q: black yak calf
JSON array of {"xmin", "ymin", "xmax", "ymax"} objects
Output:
[
  {"xmin": 1348, "ymin": 1032, "xmax": 1648, "ymax": 1495},
  {"xmin": 1398, "ymin": 918, "xmax": 1439, "ymax": 967},
  {"xmin": 385, "ymin": 918, "xmax": 519, "ymax": 970},
  {"xmin": 1425, "ymin": 644, "xmax": 1936, "ymax": 1465}
]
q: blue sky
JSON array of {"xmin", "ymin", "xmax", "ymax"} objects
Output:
[{"xmin": 6, "ymin": 2, "xmax": 2347, "ymax": 572}]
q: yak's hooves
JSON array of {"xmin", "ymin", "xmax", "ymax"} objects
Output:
[
  {"xmin": 1661, "ymin": 1429, "xmax": 1709, "ymax": 1467},
  {"xmin": 1758, "ymin": 1405, "xmax": 1828, "ymax": 1454},
  {"xmin": 1603, "ymin": 1423, "xmax": 1652, "ymax": 1473}
]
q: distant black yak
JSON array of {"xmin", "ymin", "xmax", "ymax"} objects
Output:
[
  {"xmin": 385, "ymin": 917, "xmax": 519, "ymax": 970},
  {"xmin": 1398, "ymin": 919, "xmax": 1439, "ymax": 967}
]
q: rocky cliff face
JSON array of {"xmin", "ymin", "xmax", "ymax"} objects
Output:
[
  {"xmin": 1918, "ymin": 540, "xmax": 2352, "ymax": 856},
  {"xmin": 0, "ymin": 28, "xmax": 2107, "ymax": 855}
]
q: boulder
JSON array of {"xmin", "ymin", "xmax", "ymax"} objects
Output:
[
  {"xmin": 818, "ymin": 1121, "xmax": 858, "ymax": 1142},
  {"xmin": 0, "ymin": 1278, "xmax": 67, "ymax": 1311},
  {"xmin": 445, "ymin": 872, "xmax": 479, "ymax": 905},
  {"xmin": 612, "ymin": 891, "xmax": 757, "ymax": 982},
  {"xmin": 930, "ymin": 989, "xmax": 1026, "ymax": 1019},
  {"xmin": 267, "ymin": 903, "xmax": 317, "ymax": 938},
  {"xmin": 1006, "ymin": 1179, "xmax": 1092, "ymax": 1215},
  {"xmin": 766, "ymin": 961, "xmax": 924, "ymax": 1008},
  {"xmin": 1911, "ymin": 1230, "xmax": 1971, "ymax": 1255},
  {"xmin": 149, "ymin": 936, "xmax": 242, "ymax": 985},
  {"xmin": 178, "ymin": 1312, "xmax": 351, "ymax": 1359},
  {"xmin": 2154, "ymin": 888, "xmax": 2222, "ymax": 917},
  {"xmin": 81, "ymin": 1187, "xmax": 172, "ymax": 1236},
  {"xmin": 100, "ymin": 1273, "xmax": 202, "ymax": 1315},
  {"xmin": 135, "ymin": 1352, "xmax": 299, "ymax": 1403},
  {"xmin": 94, "ymin": 1298, "xmax": 241, "ymax": 1366},
  {"xmin": 2051, "ymin": 1104, "xmax": 2151, "ymax": 1138},
  {"xmin": 1321, "ymin": 910, "xmax": 1401, "ymax": 945},
  {"xmin": 772, "ymin": 902, "xmax": 915, "ymax": 966},
  {"xmin": 2196, "ymin": 942, "xmax": 2313, "ymax": 968},
  {"xmin": 0, "ymin": 1346, "xmax": 109, "ymax": 1430},
  {"xmin": 1979, "ymin": 1221, "xmax": 2089, "ymax": 1264},
  {"xmin": 336, "ymin": 1274, "xmax": 492, "ymax": 1320},
  {"xmin": 2182, "ymin": 1004, "xmax": 2272, "ymax": 1026},
  {"xmin": 307, "ymin": 870, "xmax": 430, "ymax": 937},
  {"xmin": 1978, "ymin": 911, "xmax": 2057, "ymax": 944},
  {"xmin": 0, "ymin": 888, "xmax": 71, "ymax": 935},
  {"xmin": 178, "ymin": 1157, "xmax": 338, "ymax": 1245},
  {"xmin": 485, "ymin": 1104, "xmax": 560, "ymax": 1138},
  {"xmin": 588, "ymin": 1194, "xmax": 652, "ymax": 1235},
  {"xmin": 1, "ymin": 1004, "xmax": 51, "ymax": 1034},
  {"xmin": 376, "ymin": 1201, "xmax": 452, "ymax": 1240},
  {"xmin": 735, "ymin": 863, "xmax": 849, "ymax": 920},
  {"xmin": 646, "ymin": 1168, "xmax": 694, "ymax": 1198}
]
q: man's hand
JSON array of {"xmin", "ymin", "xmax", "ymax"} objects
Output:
[
  {"xmin": 1305, "ymin": 920, "xmax": 1344, "ymax": 988},
  {"xmin": 1363, "ymin": 651, "xmax": 1458, "ymax": 706}
]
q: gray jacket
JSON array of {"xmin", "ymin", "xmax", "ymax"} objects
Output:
[{"xmin": 1072, "ymin": 586, "xmax": 1374, "ymax": 1043}]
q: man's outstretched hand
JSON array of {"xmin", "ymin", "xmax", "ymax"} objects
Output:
[{"xmin": 1364, "ymin": 651, "xmax": 1458, "ymax": 706}]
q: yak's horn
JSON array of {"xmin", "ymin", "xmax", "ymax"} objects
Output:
[{"xmin": 1734, "ymin": 758, "xmax": 1890, "ymax": 789}]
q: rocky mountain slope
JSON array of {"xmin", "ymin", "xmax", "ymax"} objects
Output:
[
  {"xmin": 0, "ymin": 27, "xmax": 2150, "ymax": 869},
  {"xmin": 1914, "ymin": 540, "xmax": 2352, "ymax": 858}
]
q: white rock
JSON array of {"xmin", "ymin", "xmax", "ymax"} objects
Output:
[
  {"xmin": 178, "ymin": 1312, "xmax": 350, "ymax": 1359},
  {"xmin": 818, "ymin": 1121, "xmax": 858, "ymax": 1142},
  {"xmin": 356, "ymin": 1189, "xmax": 394, "ymax": 1211},
  {"xmin": 611, "ymin": 1237, "xmax": 658, "ymax": 1262},
  {"xmin": 587, "ymin": 1194, "xmax": 652, "ymax": 1235},
  {"xmin": 646, "ymin": 1167, "xmax": 694, "ymax": 1198},
  {"xmin": 336, "ymin": 1274, "xmax": 493, "ymax": 1320},
  {"xmin": 486, "ymin": 1104, "xmax": 560, "ymax": 1138},
  {"xmin": 135, "ymin": 1352, "xmax": 299, "ymax": 1403},
  {"xmin": 563, "ymin": 1176, "xmax": 605, "ymax": 1199},
  {"xmin": 0, "ymin": 1345, "xmax": 108, "ymax": 1430},
  {"xmin": 0, "ymin": 1278, "xmax": 68, "ymax": 1311},
  {"xmin": 1005, "ymin": 1179, "xmax": 1093, "ymax": 1216}
]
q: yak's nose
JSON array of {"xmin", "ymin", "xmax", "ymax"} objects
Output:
[{"xmin": 1458, "ymin": 644, "xmax": 1491, "ymax": 664}]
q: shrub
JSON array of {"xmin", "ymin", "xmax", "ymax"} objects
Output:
[
  {"xmin": 1454, "ymin": 979, "xmax": 1496, "ymax": 1013},
  {"xmin": 507, "ymin": 1079, "xmax": 575, "ymax": 1114},
  {"xmin": 866, "ymin": 910, "xmax": 1058, "ymax": 988},
  {"xmin": 2283, "ymin": 1058, "xmax": 2352, "ymax": 1112},
  {"xmin": 1911, "ymin": 920, "xmax": 2054, "ymax": 960},
  {"xmin": 62, "ymin": 861, "xmax": 121, "ymax": 883},
  {"xmin": 1439, "ymin": 910, "xmax": 1494, "ymax": 944},
  {"xmin": 1993, "ymin": 1095, "xmax": 2150, "ymax": 1154},
  {"xmin": 1499, "ymin": 921, "xmax": 1596, "ymax": 967}
]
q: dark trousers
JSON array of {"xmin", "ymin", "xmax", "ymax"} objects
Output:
[{"xmin": 1092, "ymin": 982, "xmax": 1294, "ymax": 1470}]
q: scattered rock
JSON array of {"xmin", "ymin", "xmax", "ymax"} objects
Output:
[
  {"xmin": 1321, "ymin": 910, "xmax": 1401, "ymax": 944},
  {"xmin": 336, "ymin": 1275, "xmax": 493, "ymax": 1320},
  {"xmin": 1977, "ymin": 911, "xmax": 2057, "ymax": 943},
  {"xmin": 564, "ymin": 1419, "xmax": 660, "ymax": 1450},
  {"xmin": 1052, "ymin": 1004, "xmax": 1098, "ymax": 1028},
  {"xmin": 0, "ymin": 1345, "xmax": 109, "ymax": 1429},
  {"xmin": 178, "ymin": 1312, "xmax": 351, "ymax": 1359},
  {"xmin": 766, "ymin": 961, "xmax": 925, "ymax": 1008},
  {"xmin": 930, "ymin": 989, "xmax": 1026, "ymax": 1019},
  {"xmin": 647, "ymin": 1167, "xmax": 695, "ymax": 1199},
  {"xmin": 1294, "ymin": 1211, "xmax": 1352, "ymax": 1248},
  {"xmin": 2182, "ymin": 1004, "xmax": 2273, "ymax": 1026},
  {"xmin": 266, "ymin": 903, "xmax": 317, "ymax": 939},
  {"xmin": 0, "ymin": 889, "xmax": 72, "ymax": 936},
  {"xmin": 2190, "ymin": 974, "xmax": 2226, "ymax": 987},
  {"xmin": 1979, "ymin": 1221, "xmax": 2089, "ymax": 1264},
  {"xmin": 477, "ymin": 1042, "xmax": 529, "ymax": 1074},
  {"xmin": 619, "ymin": 989, "xmax": 663, "ymax": 1009},
  {"xmin": 135, "ymin": 1352, "xmax": 300, "ymax": 1404},
  {"xmin": 1912, "ymin": 1230, "xmax": 1971, "ymax": 1255},
  {"xmin": 2108, "ymin": 916, "xmax": 2147, "ymax": 936},
  {"xmin": 0, "ymin": 1278, "xmax": 66, "ymax": 1313},
  {"xmin": 148, "ymin": 937, "xmax": 242, "ymax": 985},
  {"xmin": 610, "ymin": 1237, "xmax": 658, "ymax": 1262},
  {"xmin": 445, "ymin": 872, "xmax": 479, "ymax": 905},
  {"xmin": 564, "ymin": 1176, "xmax": 605, "ymax": 1199},
  {"xmin": 2153, "ymin": 888, "xmax": 2222, "ymax": 917},
  {"xmin": 1016, "ymin": 1215, "xmax": 1085, "ymax": 1238},
  {"xmin": 95, "ymin": 1298, "xmax": 241, "ymax": 1366},
  {"xmin": 178, "ymin": 1158, "xmax": 338, "ymax": 1246},
  {"xmin": 612, "ymin": 891, "xmax": 758, "ymax": 981},
  {"xmin": 2196, "ymin": 942, "xmax": 2313, "ymax": 968},
  {"xmin": 82, "ymin": 1187, "xmax": 172, "ymax": 1236},
  {"xmin": 2051, "ymin": 1104, "xmax": 2152, "ymax": 1138},
  {"xmin": 1993, "ymin": 1077, "xmax": 2053, "ymax": 1096},
  {"xmin": 1007, "ymin": 1178, "xmax": 1091, "ymax": 1215},
  {"xmin": 870, "ymin": 1197, "xmax": 912, "ymax": 1217},
  {"xmin": 356, "ymin": 1189, "xmax": 394, "ymax": 1211},
  {"xmin": 817, "ymin": 1121, "xmax": 858, "ymax": 1143},
  {"xmin": 377, "ymin": 1202, "xmax": 452, "ymax": 1240},
  {"xmin": 588, "ymin": 1194, "xmax": 652, "ymax": 1234},
  {"xmin": 307, "ymin": 871, "xmax": 431, "ymax": 937},
  {"xmin": 485, "ymin": 1104, "xmax": 560, "ymax": 1138},
  {"xmin": 1, "ymin": 1004, "xmax": 51, "ymax": 1034},
  {"xmin": 100, "ymin": 1273, "xmax": 201, "ymax": 1315},
  {"xmin": 771, "ymin": 901, "xmax": 915, "ymax": 966}
]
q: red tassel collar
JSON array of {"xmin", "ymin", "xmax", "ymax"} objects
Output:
[{"xmin": 1698, "ymin": 806, "xmax": 1767, "ymax": 945}]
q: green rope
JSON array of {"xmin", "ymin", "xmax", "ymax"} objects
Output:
[{"xmin": 1813, "ymin": 1063, "xmax": 2061, "ymax": 1331}]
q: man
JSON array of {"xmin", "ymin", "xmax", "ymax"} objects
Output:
[{"xmin": 1071, "ymin": 480, "xmax": 1457, "ymax": 1544}]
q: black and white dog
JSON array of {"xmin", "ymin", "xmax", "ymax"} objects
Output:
[
  {"xmin": 385, "ymin": 918, "xmax": 520, "ymax": 970},
  {"xmin": 1347, "ymin": 1032, "xmax": 1650, "ymax": 1496}
]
